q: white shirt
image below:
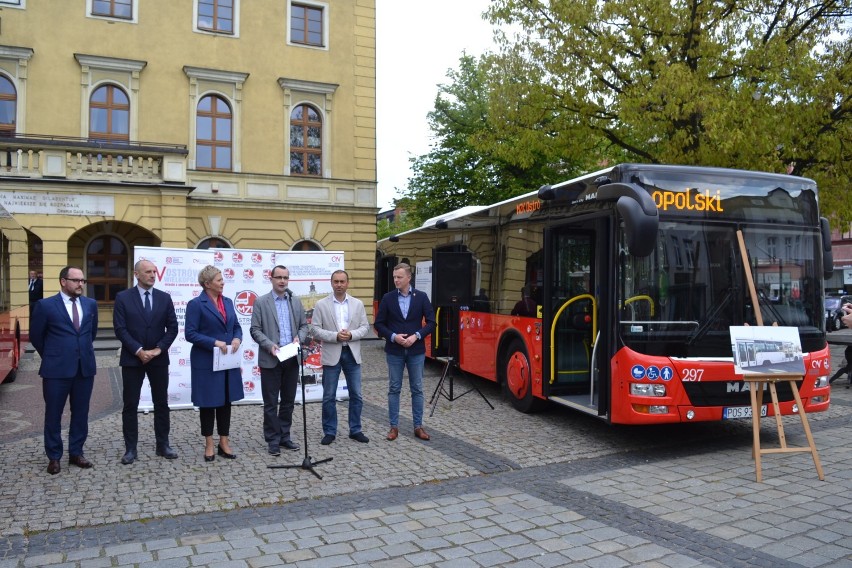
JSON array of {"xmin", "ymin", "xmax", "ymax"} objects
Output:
[{"xmin": 60, "ymin": 291, "xmax": 81, "ymax": 323}]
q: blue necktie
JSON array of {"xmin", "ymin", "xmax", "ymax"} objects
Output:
[{"xmin": 144, "ymin": 291, "xmax": 151, "ymax": 314}]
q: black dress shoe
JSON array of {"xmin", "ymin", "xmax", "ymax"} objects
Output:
[
  {"xmin": 204, "ymin": 453, "xmax": 215, "ymax": 462},
  {"xmin": 268, "ymin": 445, "xmax": 281, "ymax": 456},
  {"xmin": 349, "ymin": 432, "xmax": 369, "ymax": 443},
  {"xmin": 121, "ymin": 449, "xmax": 137, "ymax": 465},
  {"xmin": 156, "ymin": 445, "xmax": 178, "ymax": 459},
  {"xmin": 47, "ymin": 459, "xmax": 61, "ymax": 475},
  {"xmin": 69, "ymin": 455, "xmax": 93, "ymax": 468},
  {"xmin": 280, "ymin": 439, "xmax": 300, "ymax": 451},
  {"xmin": 217, "ymin": 444, "xmax": 236, "ymax": 459},
  {"xmin": 321, "ymin": 434, "xmax": 335, "ymax": 445}
]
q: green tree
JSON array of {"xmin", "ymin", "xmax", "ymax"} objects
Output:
[
  {"xmin": 403, "ymin": 54, "xmax": 575, "ymax": 222},
  {"xmin": 483, "ymin": 0, "xmax": 852, "ymax": 222}
]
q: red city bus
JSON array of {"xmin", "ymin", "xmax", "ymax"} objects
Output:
[
  {"xmin": 375, "ymin": 164, "xmax": 833, "ymax": 424},
  {"xmin": 0, "ymin": 203, "xmax": 28, "ymax": 385}
]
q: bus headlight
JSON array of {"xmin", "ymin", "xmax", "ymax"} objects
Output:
[
  {"xmin": 630, "ymin": 383, "xmax": 666, "ymax": 397},
  {"xmin": 814, "ymin": 376, "xmax": 829, "ymax": 388},
  {"xmin": 632, "ymin": 404, "xmax": 669, "ymax": 414}
]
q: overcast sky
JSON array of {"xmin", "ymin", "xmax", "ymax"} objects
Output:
[{"xmin": 375, "ymin": 0, "xmax": 497, "ymax": 211}]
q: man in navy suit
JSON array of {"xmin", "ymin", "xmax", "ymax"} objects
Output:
[
  {"xmin": 113, "ymin": 259, "xmax": 179, "ymax": 464},
  {"xmin": 374, "ymin": 262, "xmax": 436, "ymax": 441},
  {"xmin": 30, "ymin": 266, "xmax": 98, "ymax": 475}
]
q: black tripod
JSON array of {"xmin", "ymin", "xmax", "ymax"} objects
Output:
[
  {"xmin": 268, "ymin": 347, "xmax": 332, "ymax": 479},
  {"xmin": 429, "ymin": 305, "xmax": 493, "ymax": 416}
]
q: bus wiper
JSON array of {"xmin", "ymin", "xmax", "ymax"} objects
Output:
[{"xmin": 687, "ymin": 287, "xmax": 734, "ymax": 345}]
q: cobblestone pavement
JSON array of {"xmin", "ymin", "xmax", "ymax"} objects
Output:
[{"xmin": 0, "ymin": 338, "xmax": 850, "ymax": 567}]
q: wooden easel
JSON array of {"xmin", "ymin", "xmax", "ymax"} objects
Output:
[{"xmin": 736, "ymin": 231, "xmax": 825, "ymax": 482}]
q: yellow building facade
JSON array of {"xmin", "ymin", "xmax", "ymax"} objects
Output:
[{"xmin": 0, "ymin": 0, "xmax": 377, "ymax": 327}]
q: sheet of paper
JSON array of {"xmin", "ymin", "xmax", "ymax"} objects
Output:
[
  {"xmin": 276, "ymin": 342, "xmax": 299, "ymax": 362},
  {"xmin": 213, "ymin": 346, "xmax": 242, "ymax": 371}
]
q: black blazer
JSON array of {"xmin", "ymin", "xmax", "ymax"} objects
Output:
[
  {"xmin": 374, "ymin": 288, "xmax": 436, "ymax": 356},
  {"xmin": 113, "ymin": 286, "xmax": 179, "ymax": 367}
]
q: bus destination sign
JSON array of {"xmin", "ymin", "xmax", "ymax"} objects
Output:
[{"xmin": 652, "ymin": 188, "xmax": 724, "ymax": 213}]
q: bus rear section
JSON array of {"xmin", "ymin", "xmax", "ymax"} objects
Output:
[{"xmin": 0, "ymin": 204, "xmax": 29, "ymax": 385}]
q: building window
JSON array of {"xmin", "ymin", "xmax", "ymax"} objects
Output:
[
  {"xmin": 0, "ymin": 0, "xmax": 24, "ymax": 7},
  {"xmin": 0, "ymin": 76, "xmax": 16, "ymax": 137},
  {"xmin": 89, "ymin": 84, "xmax": 129, "ymax": 142},
  {"xmin": 293, "ymin": 239, "xmax": 322, "ymax": 251},
  {"xmin": 196, "ymin": 94, "xmax": 232, "ymax": 171},
  {"xmin": 92, "ymin": 0, "xmax": 132, "ymax": 19},
  {"xmin": 197, "ymin": 237, "xmax": 231, "ymax": 249},
  {"xmin": 290, "ymin": 2, "xmax": 324, "ymax": 47},
  {"xmin": 290, "ymin": 104, "xmax": 321, "ymax": 176},
  {"xmin": 86, "ymin": 235, "xmax": 128, "ymax": 303},
  {"xmin": 198, "ymin": 0, "xmax": 234, "ymax": 34}
]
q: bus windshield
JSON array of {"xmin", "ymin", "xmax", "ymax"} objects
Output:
[{"xmin": 618, "ymin": 221, "xmax": 823, "ymax": 357}]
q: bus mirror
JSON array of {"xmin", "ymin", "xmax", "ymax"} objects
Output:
[
  {"xmin": 616, "ymin": 196, "xmax": 658, "ymax": 257},
  {"xmin": 597, "ymin": 182, "xmax": 659, "ymax": 257},
  {"xmin": 538, "ymin": 185, "xmax": 556, "ymax": 200},
  {"xmin": 820, "ymin": 217, "xmax": 833, "ymax": 278}
]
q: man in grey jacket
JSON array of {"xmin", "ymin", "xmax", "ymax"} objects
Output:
[
  {"xmin": 250, "ymin": 265, "xmax": 308, "ymax": 455},
  {"xmin": 309, "ymin": 270, "xmax": 371, "ymax": 445}
]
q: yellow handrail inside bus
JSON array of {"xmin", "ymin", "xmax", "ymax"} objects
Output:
[
  {"xmin": 623, "ymin": 295, "xmax": 655, "ymax": 317},
  {"xmin": 550, "ymin": 294, "xmax": 597, "ymax": 384},
  {"xmin": 435, "ymin": 306, "xmax": 441, "ymax": 348}
]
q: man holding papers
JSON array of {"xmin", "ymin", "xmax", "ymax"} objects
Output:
[{"xmin": 250, "ymin": 265, "xmax": 309, "ymax": 456}]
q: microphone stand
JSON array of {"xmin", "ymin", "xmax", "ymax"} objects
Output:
[{"xmin": 268, "ymin": 345, "xmax": 332, "ymax": 479}]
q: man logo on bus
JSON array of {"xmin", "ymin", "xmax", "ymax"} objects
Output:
[{"xmin": 234, "ymin": 290, "xmax": 257, "ymax": 315}]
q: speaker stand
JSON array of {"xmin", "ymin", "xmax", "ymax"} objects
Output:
[
  {"xmin": 429, "ymin": 306, "xmax": 493, "ymax": 416},
  {"xmin": 268, "ymin": 348, "xmax": 332, "ymax": 479}
]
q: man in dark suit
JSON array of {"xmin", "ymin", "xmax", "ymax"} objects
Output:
[
  {"xmin": 374, "ymin": 262, "xmax": 436, "ymax": 442},
  {"xmin": 250, "ymin": 265, "xmax": 308, "ymax": 456},
  {"xmin": 30, "ymin": 266, "xmax": 98, "ymax": 474},
  {"xmin": 28, "ymin": 270, "xmax": 43, "ymax": 315},
  {"xmin": 113, "ymin": 259, "xmax": 179, "ymax": 464}
]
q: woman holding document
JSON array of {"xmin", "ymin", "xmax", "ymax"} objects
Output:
[{"xmin": 185, "ymin": 265, "xmax": 243, "ymax": 462}]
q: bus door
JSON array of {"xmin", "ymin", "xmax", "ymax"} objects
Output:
[{"xmin": 543, "ymin": 222, "xmax": 604, "ymax": 415}]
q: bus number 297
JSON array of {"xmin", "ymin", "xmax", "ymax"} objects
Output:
[{"xmin": 682, "ymin": 368, "xmax": 704, "ymax": 381}]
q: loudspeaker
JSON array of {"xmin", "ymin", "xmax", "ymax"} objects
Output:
[{"xmin": 432, "ymin": 251, "xmax": 473, "ymax": 306}]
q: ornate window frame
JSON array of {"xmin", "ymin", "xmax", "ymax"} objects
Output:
[
  {"xmin": 0, "ymin": 45, "xmax": 33, "ymax": 134},
  {"xmin": 278, "ymin": 77, "xmax": 337, "ymax": 178},
  {"xmin": 74, "ymin": 53, "xmax": 146, "ymax": 140}
]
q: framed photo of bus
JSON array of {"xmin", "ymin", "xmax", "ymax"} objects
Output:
[{"xmin": 730, "ymin": 326, "xmax": 805, "ymax": 376}]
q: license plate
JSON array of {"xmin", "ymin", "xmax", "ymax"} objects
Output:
[{"xmin": 723, "ymin": 405, "xmax": 767, "ymax": 419}]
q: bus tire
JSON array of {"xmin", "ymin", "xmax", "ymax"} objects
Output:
[{"xmin": 501, "ymin": 339, "xmax": 541, "ymax": 413}]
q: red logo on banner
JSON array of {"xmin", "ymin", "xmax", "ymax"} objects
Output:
[
  {"xmin": 192, "ymin": 289, "xmax": 201, "ymax": 297},
  {"xmin": 251, "ymin": 252, "xmax": 263, "ymax": 263},
  {"xmin": 243, "ymin": 348, "xmax": 255, "ymax": 361},
  {"xmin": 262, "ymin": 269, "xmax": 272, "ymax": 281},
  {"xmin": 331, "ymin": 255, "xmax": 342, "ymax": 262},
  {"xmin": 223, "ymin": 268, "xmax": 235, "ymax": 280},
  {"xmin": 234, "ymin": 290, "xmax": 257, "ymax": 315},
  {"xmin": 213, "ymin": 251, "xmax": 224, "ymax": 263},
  {"xmin": 252, "ymin": 365, "xmax": 261, "ymax": 377},
  {"xmin": 243, "ymin": 268, "xmax": 255, "ymax": 279},
  {"xmin": 243, "ymin": 380, "xmax": 256, "ymax": 393},
  {"xmin": 232, "ymin": 252, "xmax": 244, "ymax": 263}
]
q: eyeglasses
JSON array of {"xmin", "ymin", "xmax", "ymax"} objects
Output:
[
  {"xmin": 271, "ymin": 276, "xmax": 289, "ymax": 280},
  {"xmin": 63, "ymin": 278, "xmax": 87, "ymax": 284}
]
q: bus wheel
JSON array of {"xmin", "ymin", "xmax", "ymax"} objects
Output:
[{"xmin": 502, "ymin": 340, "xmax": 539, "ymax": 413}]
